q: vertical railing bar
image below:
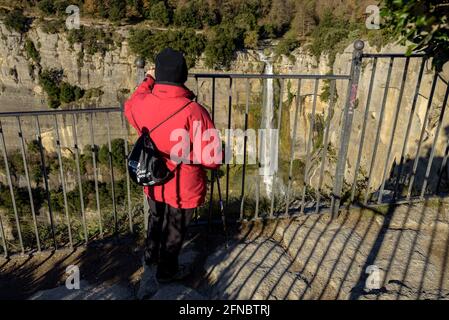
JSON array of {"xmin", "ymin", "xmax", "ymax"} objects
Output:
[
  {"xmin": 207, "ymin": 77, "xmax": 216, "ymax": 227},
  {"xmin": 211, "ymin": 77, "xmax": 215, "ymax": 122},
  {"xmin": 331, "ymin": 41, "xmax": 364, "ymax": 216},
  {"xmin": 72, "ymin": 113, "xmax": 88, "ymax": 244},
  {"xmin": 315, "ymin": 79, "xmax": 337, "ymax": 213},
  {"xmin": 377, "ymin": 57, "xmax": 411, "ymax": 204},
  {"xmin": 53, "ymin": 115, "xmax": 73, "ymax": 249},
  {"xmin": 225, "ymin": 77, "xmax": 232, "ymax": 207},
  {"xmin": 17, "ymin": 116, "xmax": 41, "ymax": 252},
  {"xmin": 120, "ymin": 112, "xmax": 133, "ymax": 234},
  {"xmin": 106, "ymin": 112, "xmax": 118, "ymax": 236},
  {"xmin": 363, "ymin": 57, "xmax": 394, "ymax": 205},
  {"xmin": 195, "ymin": 76, "xmax": 199, "ymax": 103},
  {"xmin": 285, "ymin": 79, "xmax": 302, "ymax": 216},
  {"xmin": 207, "ymin": 170, "xmax": 215, "ymax": 230},
  {"xmin": 35, "ymin": 115, "xmax": 57, "ymax": 250},
  {"xmin": 394, "ymin": 58, "xmax": 427, "ymax": 199},
  {"xmin": 255, "ymin": 77, "xmax": 267, "ymax": 220},
  {"xmin": 239, "ymin": 78, "xmax": 250, "ymax": 220},
  {"xmin": 269, "ymin": 78, "xmax": 284, "ymax": 218},
  {"xmin": 406, "ymin": 73, "xmax": 439, "ymax": 200},
  {"xmin": 350, "ymin": 57, "xmax": 378, "ymax": 202},
  {"xmin": 419, "ymin": 83, "xmax": 449, "ymax": 198},
  {"xmin": 436, "ymin": 140, "xmax": 449, "ymax": 193},
  {"xmin": 0, "ymin": 120, "xmax": 23, "ymax": 254},
  {"xmin": 300, "ymin": 79, "xmax": 319, "ymax": 215},
  {"xmin": 135, "ymin": 64, "xmax": 149, "ymax": 233},
  {"xmin": 0, "ymin": 208, "xmax": 7, "ymax": 257},
  {"xmin": 89, "ymin": 113, "xmax": 103, "ymax": 237}
]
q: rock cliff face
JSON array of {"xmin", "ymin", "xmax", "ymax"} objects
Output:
[{"xmin": 1, "ymin": 19, "xmax": 448, "ymax": 199}]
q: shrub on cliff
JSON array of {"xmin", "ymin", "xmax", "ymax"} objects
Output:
[
  {"xmin": 244, "ymin": 30, "xmax": 259, "ymax": 49},
  {"xmin": 25, "ymin": 39, "xmax": 40, "ymax": 64},
  {"xmin": 67, "ymin": 26, "xmax": 115, "ymax": 55},
  {"xmin": 97, "ymin": 139, "xmax": 126, "ymax": 172},
  {"xmin": 38, "ymin": 69, "xmax": 84, "ymax": 108},
  {"xmin": 128, "ymin": 28, "xmax": 205, "ymax": 68},
  {"xmin": 108, "ymin": 0, "xmax": 127, "ymax": 22},
  {"xmin": 173, "ymin": 3, "xmax": 202, "ymax": 29},
  {"xmin": 381, "ymin": 0, "xmax": 449, "ymax": 71},
  {"xmin": 274, "ymin": 31, "xmax": 300, "ymax": 58},
  {"xmin": 4, "ymin": 9, "xmax": 31, "ymax": 34},
  {"xmin": 60, "ymin": 82, "xmax": 84, "ymax": 104},
  {"xmin": 37, "ymin": 0, "xmax": 71, "ymax": 16},
  {"xmin": 38, "ymin": 0, "xmax": 56, "ymax": 15},
  {"xmin": 39, "ymin": 69, "xmax": 62, "ymax": 108},
  {"xmin": 149, "ymin": 1, "xmax": 172, "ymax": 26},
  {"xmin": 204, "ymin": 23, "xmax": 243, "ymax": 69},
  {"xmin": 309, "ymin": 11, "xmax": 360, "ymax": 65}
]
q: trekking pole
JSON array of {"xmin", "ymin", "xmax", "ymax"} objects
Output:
[
  {"xmin": 214, "ymin": 170, "xmax": 228, "ymax": 249},
  {"xmin": 135, "ymin": 57, "xmax": 150, "ymax": 232}
]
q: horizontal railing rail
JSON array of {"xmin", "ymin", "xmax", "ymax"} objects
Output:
[
  {"xmin": 0, "ymin": 107, "xmax": 122, "ymax": 118},
  {"xmin": 190, "ymin": 73, "xmax": 351, "ymax": 80},
  {"xmin": 361, "ymin": 53, "xmax": 427, "ymax": 58}
]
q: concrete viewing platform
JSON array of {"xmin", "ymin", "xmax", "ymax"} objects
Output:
[{"xmin": 1, "ymin": 197, "xmax": 448, "ymax": 300}]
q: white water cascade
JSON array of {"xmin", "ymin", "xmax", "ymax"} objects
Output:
[{"xmin": 257, "ymin": 51, "xmax": 277, "ymax": 197}]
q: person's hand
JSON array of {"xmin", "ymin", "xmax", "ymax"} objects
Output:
[{"xmin": 146, "ymin": 68, "xmax": 155, "ymax": 79}]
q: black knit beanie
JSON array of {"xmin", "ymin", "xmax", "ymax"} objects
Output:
[{"xmin": 155, "ymin": 48, "xmax": 188, "ymax": 85}]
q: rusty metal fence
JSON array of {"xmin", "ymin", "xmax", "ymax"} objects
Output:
[{"xmin": 1, "ymin": 40, "xmax": 448, "ymax": 257}]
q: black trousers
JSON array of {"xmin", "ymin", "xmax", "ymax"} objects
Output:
[{"xmin": 144, "ymin": 198, "xmax": 194, "ymax": 277}]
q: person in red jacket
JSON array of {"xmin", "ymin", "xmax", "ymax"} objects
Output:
[{"xmin": 124, "ymin": 48, "xmax": 221, "ymax": 289}]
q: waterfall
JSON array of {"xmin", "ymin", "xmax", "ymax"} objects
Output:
[{"xmin": 257, "ymin": 51, "xmax": 276, "ymax": 197}]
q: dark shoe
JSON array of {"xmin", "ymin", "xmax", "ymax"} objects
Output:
[
  {"xmin": 137, "ymin": 264, "xmax": 159, "ymax": 300},
  {"xmin": 156, "ymin": 264, "xmax": 191, "ymax": 283}
]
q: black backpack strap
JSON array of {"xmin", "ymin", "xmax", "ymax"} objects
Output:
[
  {"xmin": 129, "ymin": 109, "xmax": 141, "ymax": 134},
  {"xmin": 149, "ymin": 100, "xmax": 193, "ymax": 134},
  {"xmin": 129, "ymin": 100, "xmax": 193, "ymax": 135}
]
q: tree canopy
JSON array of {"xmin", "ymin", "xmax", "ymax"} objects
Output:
[{"xmin": 381, "ymin": 0, "xmax": 449, "ymax": 71}]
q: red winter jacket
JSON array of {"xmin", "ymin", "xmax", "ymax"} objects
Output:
[{"xmin": 124, "ymin": 76, "xmax": 221, "ymax": 209}]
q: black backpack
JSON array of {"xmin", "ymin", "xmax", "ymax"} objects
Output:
[{"xmin": 127, "ymin": 101, "xmax": 192, "ymax": 186}]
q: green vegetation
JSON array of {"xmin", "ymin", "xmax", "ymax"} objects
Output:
[
  {"xmin": 36, "ymin": 0, "xmax": 75, "ymax": 16},
  {"xmin": 309, "ymin": 9, "xmax": 392, "ymax": 66},
  {"xmin": 204, "ymin": 23, "xmax": 243, "ymax": 69},
  {"xmin": 97, "ymin": 139, "xmax": 126, "ymax": 171},
  {"xmin": 173, "ymin": 3, "xmax": 202, "ymax": 29},
  {"xmin": 0, "ymin": 136, "xmax": 144, "ymax": 251},
  {"xmin": 148, "ymin": 1, "xmax": 171, "ymax": 26},
  {"xmin": 309, "ymin": 11, "xmax": 358, "ymax": 65},
  {"xmin": 1, "ymin": 0, "xmax": 304, "ymax": 66},
  {"xmin": 320, "ymin": 78, "xmax": 338, "ymax": 103},
  {"xmin": 60, "ymin": 82, "xmax": 84, "ymax": 104},
  {"xmin": 381, "ymin": 0, "xmax": 449, "ymax": 71},
  {"xmin": 38, "ymin": 69, "xmax": 84, "ymax": 108},
  {"xmin": 38, "ymin": 18, "xmax": 65, "ymax": 34},
  {"xmin": 1, "ymin": 0, "xmax": 407, "ymax": 69},
  {"xmin": 274, "ymin": 31, "xmax": 300, "ymax": 59},
  {"xmin": 25, "ymin": 38, "xmax": 40, "ymax": 63},
  {"xmin": 243, "ymin": 30, "xmax": 259, "ymax": 50},
  {"xmin": 66, "ymin": 26, "xmax": 115, "ymax": 56},
  {"xmin": 37, "ymin": 0, "xmax": 57, "ymax": 15},
  {"xmin": 128, "ymin": 28, "xmax": 205, "ymax": 68},
  {"xmin": 107, "ymin": 0, "xmax": 127, "ymax": 21},
  {"xmin": 3, "ymin": 8, "xmax": 30, "ymax": 33}
]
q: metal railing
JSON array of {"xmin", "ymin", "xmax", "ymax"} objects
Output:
[{"xmin": 1, "ymin": 40, "xmax": 448, "ymax": 257}]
